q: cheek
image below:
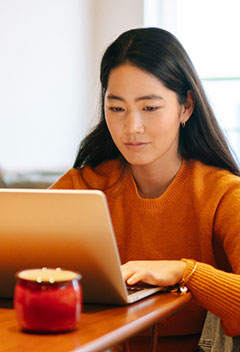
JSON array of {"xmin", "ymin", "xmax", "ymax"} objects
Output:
[
  {"xmin": 156, "ymin": 109, "xmax": 181, "ymax": 129},
  {"xmin": 149, "ymin": 116, "xmax": 168, "ymax": 135},
  {"xmin": 104, "ymin": 111, "xmax": 111, "ymax": 131},
  {"xmin": 150, "ymin": 114, "xmax": 181, "ymax": 142},
  {"xmin": 105, "ymin": 116, "xmax": 121, "ymax": 141}
]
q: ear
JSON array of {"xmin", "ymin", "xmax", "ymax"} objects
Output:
[{"xmin": 180, "ymin": 90, "xmax": 194, "ymax": 124}]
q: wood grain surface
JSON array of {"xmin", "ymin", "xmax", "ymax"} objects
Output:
[{"xmin": 0, "ymin": 291, "xmax": 191, "ymax": 352}]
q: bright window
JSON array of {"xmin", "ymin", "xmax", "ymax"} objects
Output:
[{"xmin": 144, "ymin": 0, "xmax": 240, "ymax": 163}]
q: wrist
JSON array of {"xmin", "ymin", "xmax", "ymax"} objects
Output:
[
  {"xmin": 177, "ymin": 260, "xmax": 187, "ymax": 282},
  {"xmin": 179, "ymin": 259, "xmax": 197, "ymax": 285}
]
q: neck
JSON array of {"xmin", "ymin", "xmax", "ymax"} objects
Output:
[{"xmin": 130, "ymin": 155, "xmax": 182, "ymax": 199}]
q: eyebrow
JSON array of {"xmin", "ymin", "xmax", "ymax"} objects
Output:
[{"xmin": 106, "ymin": 94, "xmax": 164, "ymax": 102}]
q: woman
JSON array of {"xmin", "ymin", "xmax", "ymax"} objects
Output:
[{"xmin": 51, "ymin": 27, "xmax": 240, "ymax": 351}]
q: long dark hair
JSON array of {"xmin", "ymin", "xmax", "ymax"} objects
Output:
[{"xmin": 74, "ymin": 27, "xmax": 239, "ymax": 175}]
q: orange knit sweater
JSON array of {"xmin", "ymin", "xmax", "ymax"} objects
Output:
[{"xmin": 51, "ymin": 158, "xmax": 240, "ymax": 343}]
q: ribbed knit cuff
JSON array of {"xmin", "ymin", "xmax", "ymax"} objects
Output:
[
  {"xmin": 179, "ymin": 259, "xmax": 240, "ymax": 336},
  {"xmin": 180, "ymin": 258, "xmax": 197, "ymax": 284}
]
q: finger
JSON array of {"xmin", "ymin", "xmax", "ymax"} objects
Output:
[
  {"xmin": 121, "ymin": 265, "xmax": 138, "ymax": 282},
  {"xmin": 126, "ymin": 270, "xmax": 150, "ymax": 285},
  {"xmin": 128, "ymin": 270, "xmax": 164, "ymax": 286}
]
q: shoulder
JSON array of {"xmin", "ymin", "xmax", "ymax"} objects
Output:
[
  {"xmin": 50, "ymin": 158, "xmax": 125, "ymax": 190},
  {"xmin": 179, "ymin": 159, "xmax": 240, "ymax": 208},
  {"xmin": 185, "ymin": 159, "xmax": 240, "ymax": 191},
  {"xmin": 181, "ymin": 160, "xmax": 240, "ymax": 236},
  {"xmin": 81, "ymin": 158, "xmax": 125, "ymax": 189},
  {"xmin": 49, "ymin": 168, "xmax": 82, "ymax": 189}
]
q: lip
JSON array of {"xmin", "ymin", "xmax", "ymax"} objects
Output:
[{"xmin": 124, "ymin": 142, "xmax": 149, "ymax": 150}]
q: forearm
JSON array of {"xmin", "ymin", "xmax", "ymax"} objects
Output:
[{"xmin": 182, "ymin": 259, "xmax": 240, "ymax": 336}]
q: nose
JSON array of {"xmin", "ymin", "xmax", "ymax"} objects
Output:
[{"xmin": 124, "ymin": 111, "xmax": 144, "ymax": 134}]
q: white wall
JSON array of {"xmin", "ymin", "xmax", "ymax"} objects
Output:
[
  {"xmin": 90, "ymin": 0, "xmax": 144, "ymax": 125},
  {"xmin": 92, "ymin": 0, "xmax": 144, "ymax": 78},
  {"xmin": 0, "ymin": 0, "xmax": 143, "ymax": 172}
]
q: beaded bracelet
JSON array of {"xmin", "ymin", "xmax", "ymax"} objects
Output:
[
  {"xmin": 180, "ymin": 259, "xmax": 197, "ymax": 285},
  {"xmin": 167, "ymin": 259, "xmax": 197, "ymax": 294}
]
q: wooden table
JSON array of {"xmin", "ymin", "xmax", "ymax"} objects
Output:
[{"xmin": 0, "ymin": 291, "xmax": 191, "ymax": 352}]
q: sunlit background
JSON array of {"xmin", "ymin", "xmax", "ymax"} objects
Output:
[{"xmin": 0, "ymin": 0, "xmax": 239, "ymax": 187}]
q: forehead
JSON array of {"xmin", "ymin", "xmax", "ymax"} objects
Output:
[
  {"xmin": 106, "ymin": 64, "xmax": 177, "ymax": 101},
  {"xmin": 107, "ymin": 64, "xmax": 163, "ymax": 87}
]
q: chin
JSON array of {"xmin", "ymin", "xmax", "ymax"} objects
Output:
[{"xmin": 123, "ymin": 156, "xmax": 149, "ymax": 166}]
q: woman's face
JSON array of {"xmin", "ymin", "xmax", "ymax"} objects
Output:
[{"xmin": 104, "ymin": 64, "xmax": 193, "ymax": 169}]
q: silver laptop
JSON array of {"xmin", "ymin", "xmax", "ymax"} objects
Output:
[{"xmin": 0, "ymin": 188, "xmax": 163, "ymax": 304}]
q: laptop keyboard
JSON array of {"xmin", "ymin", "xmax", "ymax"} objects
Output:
[{"xmin": 126, "ymin": 284, "xmax": 148, "ymax": 295}]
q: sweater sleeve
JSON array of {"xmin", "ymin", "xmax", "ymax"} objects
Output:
[
  {"xmin": 183, "ymin": 182, "xmax": 240, "ymax": 337},
  {"xmin": 183, "ymin": 259, "xmax": 240, "ymax": 337},
  {"xmin": 213, "ymin": 182, "xmax": 240, "ymax": 275}
]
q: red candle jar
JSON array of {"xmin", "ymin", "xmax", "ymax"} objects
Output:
[{"xmin": 14, "ymin": 268, "xmax": 82, "ymax": 332}]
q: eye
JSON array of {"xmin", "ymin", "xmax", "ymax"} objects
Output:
[
  {"xmin": 143, "ymin": 106, "xmax": 159, "ymax": 112},
  {"xmin": 108, "ymin": 107, "xmax": 125, "ymax": 112}
]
